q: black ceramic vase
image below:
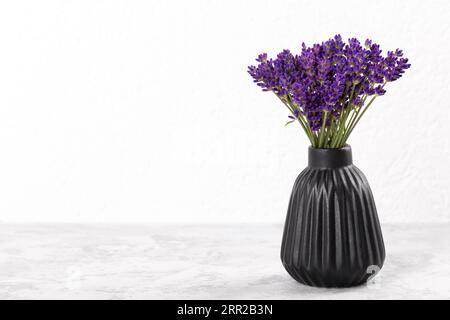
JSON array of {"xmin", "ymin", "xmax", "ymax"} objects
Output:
[{"xmin": 281, "ymin": 145, "xmax": 385, "ymax": 287}]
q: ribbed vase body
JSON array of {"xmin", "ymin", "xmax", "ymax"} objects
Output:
[{"xmin": 281, "ymin": 145, "xmax": 385, "ymax": 287}]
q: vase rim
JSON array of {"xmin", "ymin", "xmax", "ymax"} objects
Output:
[{"xmin": 308, "ymin": 144, "xmax": 353, "ymax": 168}]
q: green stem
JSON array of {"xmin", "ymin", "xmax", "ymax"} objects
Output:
[
  {"xmin": 331, "ymin": 83, "xmax": 356, "ymax": 148},
  {"xmin": 318, "ymin": 111, "xmax": 328, "ymax": 148},
  {"xmin": 342, "ymin": 94, "xmax": 378, "ymax": 143},
  {"xmin": 341, "ymin": 82, "xmax": 386, "ymax": 144},
  {"xmin": 327, "ymin": 117, "xmax": 337, "ymax": 148},
  {"xmin": 273, "ymin": 93, "xmax": 315, "ymax": 145},
  {"xmin": 345, "ymin": 94, "xmax": 367, "ymax": 134},
  {"xmin": 285, "ymin": 94, "xmax": 317, "ymax": 146}
]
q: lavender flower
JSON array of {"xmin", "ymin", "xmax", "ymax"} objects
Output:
[{"xmin": 248, "ymin": 35, "xmax": 411, "ymax": 148}]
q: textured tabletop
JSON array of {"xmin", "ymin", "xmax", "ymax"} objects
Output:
[{"xmin": 0, "ymin": 223, "xmax": 449, "ymax": 299}]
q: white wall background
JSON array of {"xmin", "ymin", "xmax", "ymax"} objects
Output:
[{"xmin": 0, "ymin": 0, "xmax": 448, "ymax": 224}]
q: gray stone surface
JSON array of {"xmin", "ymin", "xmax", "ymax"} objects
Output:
[{"xmin": 0, "ymin": 223, "xmax": 449, "ymax": 299}]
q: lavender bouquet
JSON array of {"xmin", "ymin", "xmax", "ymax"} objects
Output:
[{"xmin": 248, "ymin": 35, "xmax": 410, "ymax": 148}]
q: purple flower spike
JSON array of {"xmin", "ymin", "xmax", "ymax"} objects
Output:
[
  {"xmin": 248, "ymin": 36, "xmax": 410, "ymax": 148},
  {"xmin": 248, "ymin": 35, "xmax": 411, "ymax": 136}
]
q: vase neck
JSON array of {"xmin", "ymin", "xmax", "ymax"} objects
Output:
[{"xmin": 308, "ymin": 145, "xmax": 353, "ymax": 169}]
